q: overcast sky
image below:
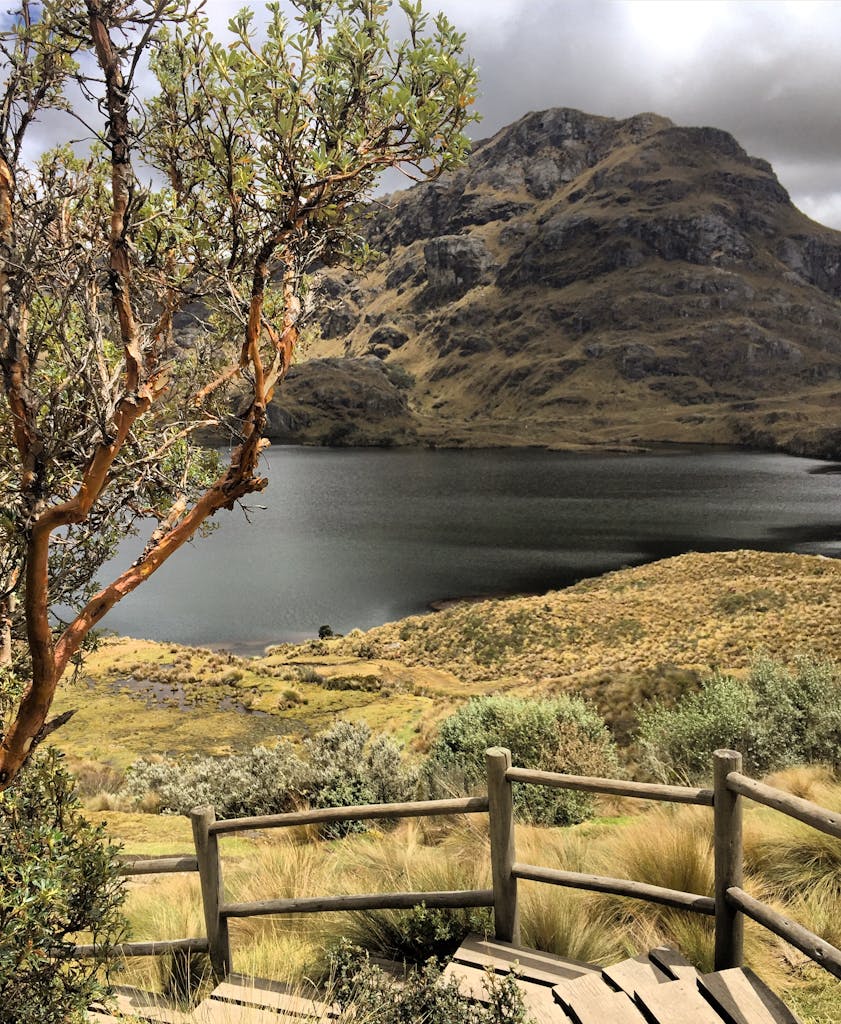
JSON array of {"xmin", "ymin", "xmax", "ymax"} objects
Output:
[
  {"xmin": 200, "ymin": 0, "xmax": 841, "ymax": 227},
  {"xmin": 417, "ymin": 0, "xmax": 841, "ymax": 228}
]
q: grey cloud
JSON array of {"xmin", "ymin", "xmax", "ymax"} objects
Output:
[{"xmin": 434, "ymin": 0, "xmax": 841, "ymax": 228}]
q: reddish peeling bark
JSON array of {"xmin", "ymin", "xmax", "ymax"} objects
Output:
[{"xmin": 0, "ymin": 8, "xmax": 298, "ymax": 787}]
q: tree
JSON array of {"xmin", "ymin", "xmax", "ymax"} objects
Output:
[{"xmin": 0, "ymin": 0, "xmax": 476, "ymax": 788}]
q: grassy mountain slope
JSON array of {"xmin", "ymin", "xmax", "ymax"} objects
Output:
[{"xmin": 270, "ymin": 108, "xmax": 841, "ymax": 456}]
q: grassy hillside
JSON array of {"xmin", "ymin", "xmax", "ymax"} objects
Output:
[{"xmin": 51, "ymin": 549, "xmax": 841, "ymax": 768}]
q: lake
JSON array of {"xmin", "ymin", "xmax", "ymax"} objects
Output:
[{"xmin": 97, "ymin": 446, "xmax": 841, "ymax": 653}]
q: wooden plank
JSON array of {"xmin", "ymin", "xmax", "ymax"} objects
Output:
[
  {"xmin": 602, "ymin": 955, "xmax": 671, "ymax": 996},
  {"xmin": 505, "ymin": 767, "xmax": 714, "ymax": 806},
  {"xmin": 512, "ymin": 863, "xmax": 716, "ymax": 915},
  {"xmin": 193, "ymin": 998, "xmax": 291, "ymax": 1024},
  {"xmin": 554, "ymin": 974, "xmax": 648, "ymax": 1024},
  {"xmin": 648, "ymin": 947, "xmax": 698, "ymax": 982},
  {"xmin": 208, "ymin": 795, "xmax": 490, "ymax": 835},
  {"xmin": 110, "ymin": 988, "xmax": 193, "ymax": 1024},
  {"xmin": 634, "ymin": 978, "xmax": 724, "ymax": 1024},
  {"xmin": 726, "ymin": 887, "xmax": 841, "ymax": 980},
  {"xmin": 699, "ymin": 968, "xmax": 803, "ymax": 1024},
  {"xmin": 211, "ymin": 976, "xmax": 338, "ymax": 1020},
  {"xmin": 442, "ymin": 962, "xmax": 571, "ymax": 1024},
  {"xmin": 454, "ymin": 933, "xmax": 598, "ymax": 984},
  {"xmin": 726, "ymin": 772, "xmax": 841, "ymax": 841}
]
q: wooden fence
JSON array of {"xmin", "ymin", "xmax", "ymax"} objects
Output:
[{"xmin": 80, "ymin": 747, "xmax": 841, "ymax": 984}]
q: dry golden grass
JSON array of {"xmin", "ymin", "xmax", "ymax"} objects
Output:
[
  {"xmin": 105, "ymin": 788, "xmax": 841, "ymax": 1021},
  {"xmin": 50, "ymin": 550, "xmax": 841, "ymax": 777}
]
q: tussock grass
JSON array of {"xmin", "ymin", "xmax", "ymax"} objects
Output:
[{"xmin": 107, "ymin": 790, "xmax": 841, "ymax": 1020}]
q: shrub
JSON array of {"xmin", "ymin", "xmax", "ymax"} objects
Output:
[
  {"xmin": 638, "ymin": 654, "xmax": 841, "ymax": 782},
  {"xmin": 305, "ymin": 722, "xmax": 418, "ymax": 835},
  {"xmin": 123, "ymin": 742, "xmax": 309, "ymax": 818},
  {"xmin": 425, "ymin": 695, "xmax": 620, "ymax": 825},
  {"xmin": 124, "ymin": 722, "xmax": 417, "ymax": 834},
  {"xmin": 0, "ymin": 749, "xmax": 125, "ymax": 1023},
  {"xmin": 328, "ymin": 942, "xmax": 535, "ymax": 1024}
]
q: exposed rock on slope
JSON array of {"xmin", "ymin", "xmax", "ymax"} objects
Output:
[{"xmin": 271, "ymin": 107, "xmax": 841, "ymax": 456}]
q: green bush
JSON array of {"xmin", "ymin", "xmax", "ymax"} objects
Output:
[
  {"xmin": 425, "ymin": 695, "xmax": 620, "ymax": 825},
  {"xmin": 0, "ymin": 749, "xmax": 125, "ymax": 1024},
  {"xmin": 305, "ymin": 721, "xmax": 419, "ymax": 835},
  {"xmin": 124, "ymin": 722, "xmax": 417, "ymax": 834},
  {"xmin": 328, "ymin": 942, "xmax": 535, "ymax": 1024},
  {"xmin": 638, "ymin": 654, "xmax": 841, "ymax": 782},
  {"xmin": 124, "ymin": 741, "xmax": 309, "ymax": 818}
]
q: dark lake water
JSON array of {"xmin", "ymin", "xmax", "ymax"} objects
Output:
[{"xmin": 97, "ymin": 447, "xmax": 841, "ymax": 653}]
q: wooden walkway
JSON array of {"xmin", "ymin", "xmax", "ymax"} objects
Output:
[{"xmin": 88, "ymin": 935, "xmax": 802, "ymax": 1024}]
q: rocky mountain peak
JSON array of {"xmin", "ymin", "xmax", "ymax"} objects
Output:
[{"xmin": 269, "ymin": 107, "xmax": 841, "ymax": 458}]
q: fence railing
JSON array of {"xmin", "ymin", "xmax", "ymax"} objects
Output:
[{"xmin": 79, "ymin": 747, "xmax": 841, "ymax": 985}]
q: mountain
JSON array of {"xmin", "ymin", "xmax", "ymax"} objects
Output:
[{"xmin": 268, "ymin": 107, "xmax": 841, "ymax": 457}]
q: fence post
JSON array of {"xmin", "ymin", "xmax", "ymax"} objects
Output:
[
  {"xmin": 486, "ymin": 746, "xmax": 519, "ymax": 944},
  {"xmin": 190, "ymin": 805, "xmax": 230, "ymax": 980},
  {"xmin": 713, "ymin": 749, "xmax": 743, "ymax": 970}
]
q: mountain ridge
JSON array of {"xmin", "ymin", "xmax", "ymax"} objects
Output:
[{"xmin": 267, "ymin": 107, "xmax": 841, "ymax": 457}]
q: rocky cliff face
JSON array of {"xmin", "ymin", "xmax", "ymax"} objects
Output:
[{"xmin": 269, "ymin": 107, "xmax": 841, "ymax": 457}]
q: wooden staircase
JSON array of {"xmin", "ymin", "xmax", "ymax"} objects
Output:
[
  {"xmin": 88, "ymin": 935, "xmax": 802, "ymax": 1024},
  {"xmin": 87, "ymin": 973, "xmax": 337, "ymax": 1023},
  {"xmin": 443, "ymin": 935, "xmax": 801, "ymax": 1024}
]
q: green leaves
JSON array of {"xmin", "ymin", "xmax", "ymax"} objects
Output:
[{"xmin": 0, "ymin": 749, "xmax": 125, "ymax": 1022}]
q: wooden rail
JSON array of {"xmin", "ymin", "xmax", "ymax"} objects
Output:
[
  {"xmin": 505, "ymin": 767, "xmax": 714, "ymax": 806},
  {"xmin": 726, "ymin": 771, "xmax": 841, "ymax": 839},
  {"xmin": 117, "ymin": 854, "xmax": 199, "ymax": 876},
  {"xmin": 207, "ymin": 795, "xmax": 489, "ymax": 835},
  {"xmin": 73, "ymin": 854, "xmax": 205, "ymax": 961},
  {"xmin": 726, "ymin": 886, "xmax": 841, "ymax": 981},
  {"xmin": 220, "ymin": 889, "xmax": 495, "ymax": 918},
  {"xmin": 510, "ymin": 863, "xmax": 716, "ymax": 915},
  {"xmin": 190, "ymin": 792, "xmax": 497, "ymax": 979},
  {"xmin": 75, "ymin": 746, "xmax": 841, "ymax": 990}
]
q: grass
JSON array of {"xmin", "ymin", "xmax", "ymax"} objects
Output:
[
  {"xmin": 53, "ymin": 549, "xmax": 841, "ymax": 778},
  {"xmin": 99, "ymin": 780, "xmax": 841, "ymax": 1022}
]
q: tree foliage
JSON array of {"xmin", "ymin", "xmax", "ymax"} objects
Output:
[
  {"xmin": 638, "ymin": 654, "xmax": 841, "ymax": 782},
  {"xmin": 0, "ymin": 748, "xmax": 125, "ymax": 1023},
  {"xmin": 0, "ymin": 0, "xmax": 476, "ymax": 786}
]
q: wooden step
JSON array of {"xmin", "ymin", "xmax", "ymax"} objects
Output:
[
  {"xmin": 211, "ymin": 974, "xmax": 338, "ymax": 1021},
  {"xmin": 633, "ymin": 977, "xmax": 724, "ymax": 1024},
  {"xmin": 648, "ymin": 947, "xmax": 699, "ymax": 983},
  {"xmin": 554, "ymin": 973, "xmax": 648, "ymax": 1023},
  {"xmin": 698, "ymin": 968, "xmax": 803, "ymax": 1024},
  {"xmin": 452, "ymin": 933, "xmax": 599, "ymax": 985},
  {"xmin": 603, "ymin": 953, "xmax": 672, "ymax": 996},
  {"xmin": 192, "ymin": 999, "xmax": 288, "ymax": 1023},
  {"xmin": 109, "ymin": 988, "xmax": 194, "ymax": 1024},
  {"xmin": 442, "ymin": 961, "xmax": 572, "ymax": 1023}
]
